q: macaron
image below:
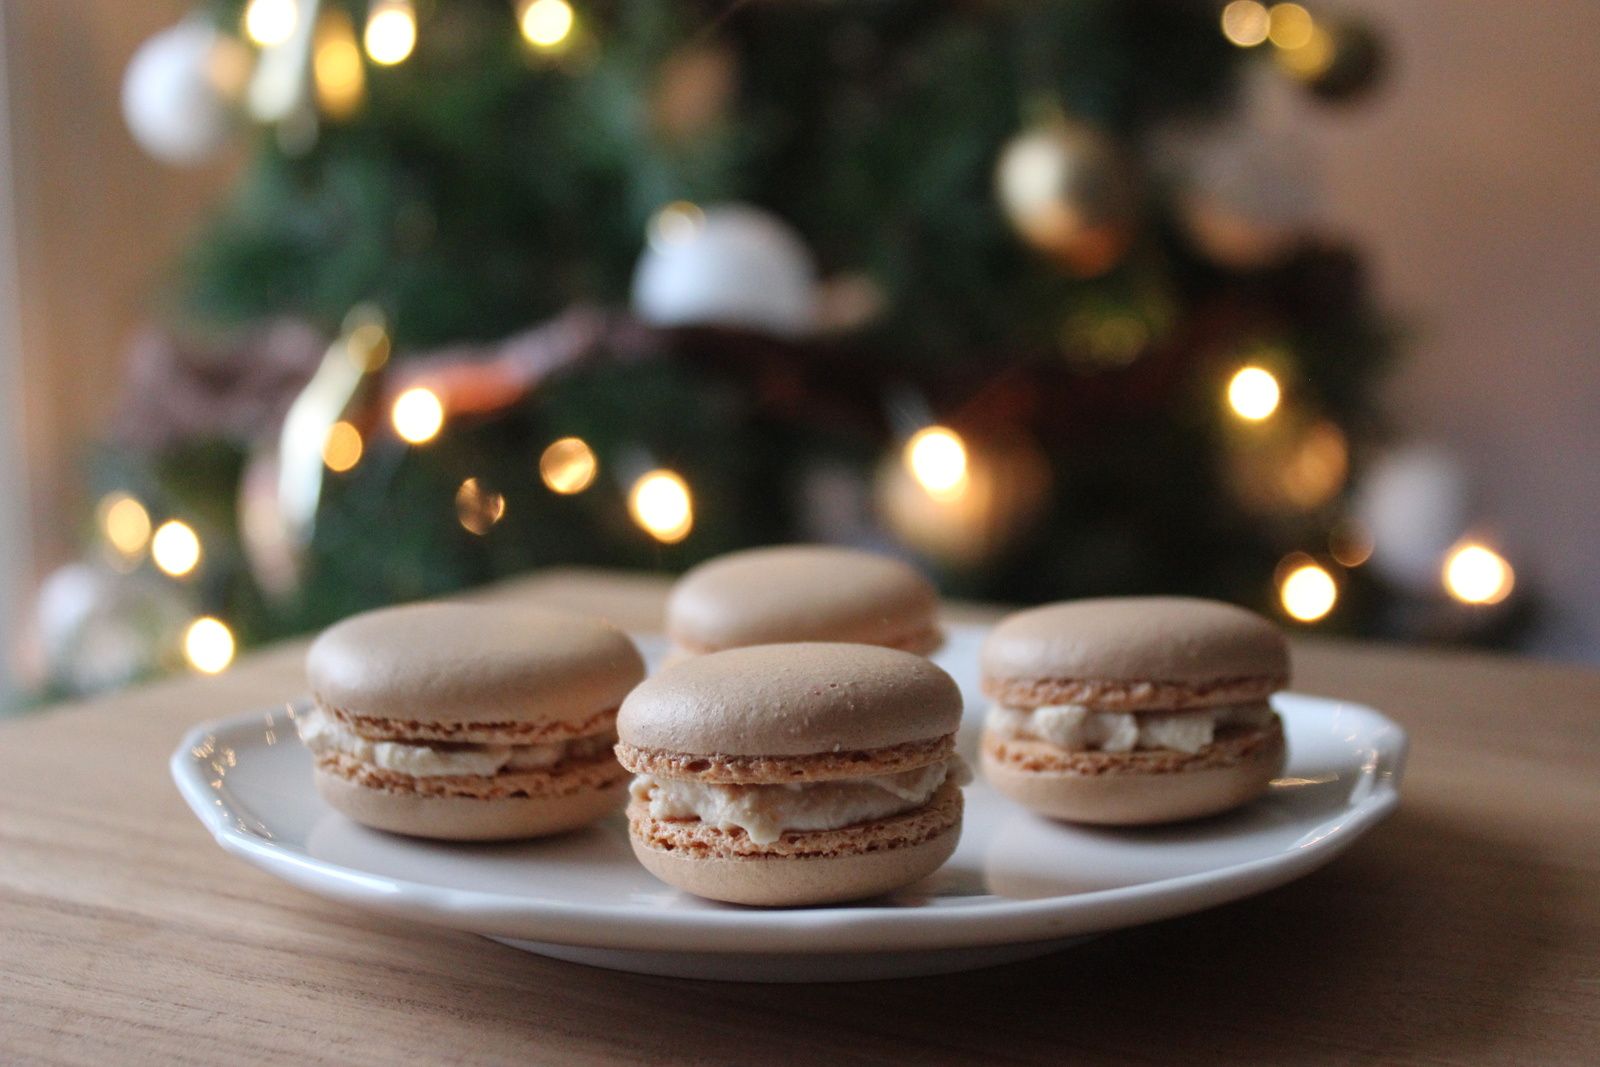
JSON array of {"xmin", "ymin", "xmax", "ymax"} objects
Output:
[
  {"xmin": 664, "ymin": 545, "xmax": 942, "ymax": 657},
  {"xmin": 299, "ymin": 602, "xmax": 644, "ymax": 840},
  {"xmin": 616, "ymin": 643, "xmax": 968, "ymax": 906},
  {"xmin": 980, "ymin": 597, "xmax": 1288, "ymax": 825}
]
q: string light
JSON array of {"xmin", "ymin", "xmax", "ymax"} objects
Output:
[
  {"xmin": 313, "ymin": 9, "xmax": 365, "ymax": 120},
  {"xmin": 322, "ymin": 420, "xmax": 364, "ymax": 473},
  {"xmin": 1280, "ymin": 560, "xmax": 1338, "ymax": 622},
  {"xmin": 391, "ymin": 386, "xmax": 444, "ymax": 444},
  {"xmin": 1443, "ymin": 541, "xmax": 1514, "ymax": 605},
  {"xmin": 455, "ymin": 478, "xmax": 506, "ymax": 535},
  {"xmin": 1221, "ymin": 1, "xmax": 1271, "ymax": 47},
  {"xmin": 244, "ymin": 0, "xmax": 299, "ymax": 48},
  {"xmin": 647, "ymin": 201, "xmax": 705, "ymax": 250},
  {"xmin": 1227, "ymin": 366, "xmax": 1282, "ymax": 422},
  {"xmin": 152, "ymin": 520, "xmax": 202, "ymax": 578},
  {"xmin": 540, "ymin": 437, "xmax": 598, "ymax": 494},
  {"xmin": 905, "ymin": 426, "xmax": 969, "ymax": 500},
  {"xmin": 364, "ymin": 0, "xmax": 417, "ymax": 66},
  {"xmin": 184, "ymin": 617, "xmax": 236, "ymax": 675},
  {"xmin": 97, "ymin": 493, "xmax": 152, "ymax": 559},
  {"xmin": 628, "ymin": 470, "xmax": 693, "ymax": 543},
  {"xmin": 1276, "ymin": 24, "xmax": 1336, "ymax": 79},
  {"xmin": 1266, "ymin": 3, "xmax": 1315, "ymax": 50},
  {"xmin": 519, "ymin": 0, "xmax": 575, "ymax": 49}
]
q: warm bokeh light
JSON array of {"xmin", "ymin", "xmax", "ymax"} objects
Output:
[
  {"xmin": 647, "ymin": 200, "xmax": 705, "ymax": 250},
  {"xmin": 519, "ymin": 0, "xmax": 575, "ymax": 49},
  {"xmin": 1280, "ymin": 561, "xmax": 1338, "ymax": 622},
  {"xmin": 391, "ymin": 386, "xmax": 444, "ymax": 444},
  {"xmin": 1220, "ymin": 1, "xmax": 1271, "ymax": 47},
  {"xmin": 364, "ymin": 0, "xmax": 417, "ymax": 66},
  {"xmin": 539, "ymin": 437, "xmax": 598, "ymax": 494},
  {"xmin": 322, "ymin": 420, "xmax": 364, "ymax": 473},
  {"xmin": 345, "ymin": 322, "xmax": 391, "ymax": 372},
  {"xmin": 905, "ymin": 426, "xmax": 969, "ymax": 499},
  {"xmin": 184, "ymin": 617, "xmax": 236, "ymax": 675},
  {"xmin": 1280, "ymin": 421, "xmax": 1348, "ymax": 509},
  {"xmin": 1276, "ymin": 24, "xmax": 1335, "ymax": 78},
  {"xmin": 313, "ymin": 9, "xmax": 365, "ymax": 120},
  {"xmin": 244, "ymin": 0, "xmax": 298, "ymax": 47},
  {"xmin": 628, "ymin": 470, "xmax": 693, "ymax": 543},
  {"xmin": 1227, "ymin": 365, "xmax": 1282, "ymax": 422},
  {"xmin": 455, "ymin": 478, "xmax": 507, "ymax": 536},
  {"xmin": 1328, "ymin": 520, "xmax": 1374, "ymax": 568},
  {"xmin": 1443, "ymin": 541, "xmax": 1515, "ymax": 605},
  {"xmin": 1267, "ymin": 3, "xmax": 1315, "ymax": 50},
  {"xmin": 152, "ymin": 520, "xmax": 202, "ymax": 578},
  {"xmin": 98, "ymin": 493, "xmax": 152, "ymax": 559}
]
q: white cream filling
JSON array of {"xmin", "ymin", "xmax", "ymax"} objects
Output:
[
  {"xmin": 630, "ymin": 756, "xmax": 970, "ymax": 846},
  {"xmin": 986, "ymin": 702, "xmax": 1275, "ymax": 756},
  {"xmin": 295, "ymin": 705, "xmax": 611, "ymax": 778}
]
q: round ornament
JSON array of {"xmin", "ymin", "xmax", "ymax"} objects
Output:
[
  {"xmin": 994, "ymin": 117, "xmax": 1138, "ymax": 277},
  {"xmin": 631, "ymin": 203, "xmax": 818, "ymax": 337},
  {"xmin": 1353, "ymin": 444, "xmax": 1472, "ymax": 593},
  {"xmin": 33, "ymin": 563, "xmax": 192, "ymax": 695},
  {"xmin": 1177, "ymin": 124, "xmax": 1317, "ymax": 270},
  {"xmin": 121, "ymin": 20, "xmax": 250, "ymax": 166}
]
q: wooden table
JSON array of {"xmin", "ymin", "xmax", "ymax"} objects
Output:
[{"xmin": 3, "ymin": 569, "xmax": 1597, "ymax": 1065}]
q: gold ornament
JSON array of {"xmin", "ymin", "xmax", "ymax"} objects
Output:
[
  {"xmin": 995, "ymin": 117, "xmax": 1138, "ymax": 277},
  {"xmin": 877, "ymin": 435, "xmax": 1051, "ymax": 566}
]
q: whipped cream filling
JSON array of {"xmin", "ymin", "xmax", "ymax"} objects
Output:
[
  {"xmin": 630, "ymin": 756, "xmax": 971, "ymax": 846},
  {"xmin": 295, "ymin": 705, "xmax": 613, "ymax": 778},
  {"xmin": 986, "ymin": 701, "xmax": 1275, "ymax": 756}
]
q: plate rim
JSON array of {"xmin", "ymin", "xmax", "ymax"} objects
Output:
[{"xmin": 171, "ymin": 665, "xmax": 1406, "ymax": 955}]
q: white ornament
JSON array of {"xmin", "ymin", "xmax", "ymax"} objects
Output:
[
  {"xmin": 33, "ymin": 564, "xmax": 191, "ymax": 694},
  {"xmin": 121, "ymin": 20, "xmax": 250, "ymax": 166},
  {"xmin": 1353, "ymin": 445, "xmax": 1472, "ymax": 593},
  {"xmin": 631, "ymin": 203, "xmax": 818, "ymax": 337}
]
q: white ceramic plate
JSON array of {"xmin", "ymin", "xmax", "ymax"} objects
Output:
[{"xmin": 171, "ymin": 624, "xmax": 1406, "ymax": 982}]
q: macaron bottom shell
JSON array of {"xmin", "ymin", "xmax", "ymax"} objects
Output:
[
  {"xmin": 628, "ymin": 822, "xmax": 961, "ymax": 908},
  {"xmin": 980, "ymin": 721, "xmax": 1287, "ymax": 826},
  {"xmin": 313, "ymin": 766, "xmax": 628, "ymax": 842}
]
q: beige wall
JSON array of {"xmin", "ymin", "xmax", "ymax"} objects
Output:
[{"xmin": 1299, "ymin": 1, "xmax": 1600, "ymax": 657}]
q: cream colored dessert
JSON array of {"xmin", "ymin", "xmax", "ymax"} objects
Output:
[
  {"xmin": 301, "ymin": 601, "xmax": 644, "ymax": 841},
  {"xmin": 629, "ymin": 756, "xmax": 971, "ymax": 846},
  {"xmin": 616, "ymin": 642, "xmax": 967, "ymax": 906},
  {"xmin": 981, "ymin": 597, "xmax": 1289, "ymax": 825}
]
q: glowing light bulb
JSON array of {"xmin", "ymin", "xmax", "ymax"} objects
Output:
[
  {"xmin": 647, "ymin": 201, "xmax": 705, "ymax": 250},
  {"xmin": 905, "ymin": 426, "xmax": 969, "ymax": 500},
  {"xmin": 540, "ymin": 437, "xmax": 598, "ymax": 494},
  {"xmin": 1221, "ymin": 1, "xmax": 1271, "ymax": 47},
  {"xmin": 244, "ymin": 0, "xmax": 298, "ymax": 47},
  {"xmin": 313, "ymin": 8, "xmax": 365, "ymax": 120},
  {"xmin": 1276, "ymin": 24, "xmax": 1336, "ymax": 78},
  {"xmin": 1443, "ymin": 542, "xmax": 1514, "ymax": 605},
  {"xmin": 519, "ymin": 0, "xmax": 575, "ymax": 49},
  {"xmin": 455, "ymin": 478, "xmax": 507, "ymax": 535},
  {"xmin": 98, "ymin": 493, "xmax": 152, "ymax": 559},
  {"xmin": 1280, "ymin": 561, "xmax": 1337, "ymax": 622},
  {"xmin": 391, "ymin": 386, "xmax": 444, "ymax": 444},
  {"xmin": 184, "ymin": 617, "xmax": 236, "ymax": 675},
  {"xmin": 364, "ymin": 0, "xmax": 417, "ymax": 66},
  {"xmin": 1267, "ymin": 3, "xmax": 1315, "ymax": 50},
  {"xmin": 1228, "ymin": 366, "xmax": 1282, "ymax": 422},
  {"xmin": 322, "ymin": 420, "xmax": 364, "ymax": 473},
  {"xmin": 628, "ymin": 470, "xmax": 693, "ymax": 543},
  {"xmin": 151, "ymin": 520, "xmax": 202, "ymax": 578}
]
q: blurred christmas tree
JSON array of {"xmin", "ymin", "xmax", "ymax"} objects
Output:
[{"xmin": 39, "ymin": 0, "xmax": 1528, "ymax": 695}]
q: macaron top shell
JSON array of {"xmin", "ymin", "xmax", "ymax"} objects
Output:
[
  {"xmin": 618, "ymin": 643, "xmax": 962, "ymax": 757},
  {"xmin": 981, "ymin": 597, "xmax": 1288, "ymax": 686},
  {"xmin": 665, "ymin": 545, "xmax": 939, "ymax": 650},
  {"xmin": 308, "ymin": 602, "xmax": 645, "ymax": 726}
]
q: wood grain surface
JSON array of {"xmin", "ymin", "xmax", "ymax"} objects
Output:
[{"xmin": 2, "ymin": 569, "xmax": 1597, "ymax": 1065}]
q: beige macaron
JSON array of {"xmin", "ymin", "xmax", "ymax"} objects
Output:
[
  {"xmin": 616, "ymin": 643, "xmax": 967, "ymax": 906},
  {"xmin": 664, "ymin": 545, "xmax": 943, "ymax": 657},
  {"xmin": 980, "ymin": 597, "xmax": 1289, "ymax": 825},
  {"xmin": 300, "ymin": 602, "xmax": 644, "ymax": 840}
]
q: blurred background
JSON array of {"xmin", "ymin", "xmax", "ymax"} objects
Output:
[{"xmin": 1, "ymin": 0, "xmax": 1594, "ymax": 707}]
